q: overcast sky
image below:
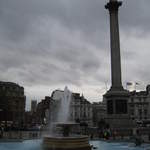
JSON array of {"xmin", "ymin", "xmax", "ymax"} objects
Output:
[{"xmin": 0, "ymin": 0, "xmax": 150, "ymax": 109}]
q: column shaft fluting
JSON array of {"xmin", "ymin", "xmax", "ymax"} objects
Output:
[{"xmin": 105, "ymin": 1, "xmax": 123, "ymax": 90}]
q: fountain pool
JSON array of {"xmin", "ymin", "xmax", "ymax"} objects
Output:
[
  {"xmin": 43, "ymin": 87, "xmax": 91, "ymax": 150},
  {"xmin": 0, "ymin": 140, "xmax": 150, "ymax": 150}
]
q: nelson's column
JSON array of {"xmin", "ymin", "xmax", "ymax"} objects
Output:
[{"xmin": 104, "ymin": 0, "xmax": 133, "ymax": 128}]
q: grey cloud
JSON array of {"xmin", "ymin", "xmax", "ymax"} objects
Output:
[
  {"xmin": 0, "ymin": 0, "xmax": 108, "ymax": 47},
  {"xmin": 120, "ymin": 0, "xmax": 150, "ymax": 33},
  {"xmin": 0, "ymin": 0, "xmax": 150, "ymax": 102}
]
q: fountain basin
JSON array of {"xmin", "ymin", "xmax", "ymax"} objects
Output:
[{"xmin": 43, "ymin": 136, "xmax": 91, "ymax": 150}]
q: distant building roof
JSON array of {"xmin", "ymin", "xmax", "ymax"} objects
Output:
[
  {"xmin": 0, "ymin": 81, "xmax": 23, "ymax": 88},
  {"xmin": 130, "ymin": 90, "xmax": 147, "ymax": 96}
]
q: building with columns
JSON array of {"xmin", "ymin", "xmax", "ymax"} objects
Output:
[
  {"xmin": 92, "ymin": 102, "xmax": 106, "ymax": 127},
  {"xmin": 31, "ymin": 100, "xmax": 37, "ymax": 114},
  {"xmin": 0, "ymin": 81, "xmax": 26, "ymax": 128},
  {"xmin": 128, "ymin": 85, "xmax": 150, "ymax": 124},
  {"xmin": 70, "ymin": 93, "xmax": 93, "ymax": 126},
  {"xmin": 36, "ymin": 96, "xmax": 52, "ymax": 125}
]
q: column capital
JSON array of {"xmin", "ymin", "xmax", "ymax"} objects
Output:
[{"xmin": 105, "ymin": 1, "xmax": 122, "ymax": 12}]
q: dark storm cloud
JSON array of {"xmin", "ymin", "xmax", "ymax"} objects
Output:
[
  {"xmin": 0, "ymin": 0, "xmax": 108, "ymax": 47},
  {"xmin": 120, "ymin": 0, "xmax": 150, "ymax": 33},
  {"xmin": 0, "ymin": 0, "xmax": 150, "ymax": 103}
]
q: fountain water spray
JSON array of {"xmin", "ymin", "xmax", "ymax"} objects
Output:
[
  {"xmin": 56, "ymin": 86, "xmax": 72, "ymax": 123},
  {"xmin": 47, "ymin": 86, "xmax": 72, "ymax": 136}
]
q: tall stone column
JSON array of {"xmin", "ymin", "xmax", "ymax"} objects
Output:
[
  {"xmin": 105, "ymin": 0, "xmax": 123, "ymax": 90},
  {"xmin": 103, "ymin": 0, "xmax": 133, "ymax": 129}
]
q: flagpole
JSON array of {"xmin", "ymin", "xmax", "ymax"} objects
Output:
[
  {"xmin": 135, "ymin": 82, "xmax": 139, "ymax": 91},
  {"xmin": 135, "ymin": 83, "xmax": 136, "ymax": 91}
]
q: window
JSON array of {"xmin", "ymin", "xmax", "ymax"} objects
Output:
[
  {"xmin": 130, "ymin": 109, "xmax": 134, "ymax": 115},
  {"xmin": 130, "ymin": 104, "xmax": 134, "ymax": 107},
  {"xmin": 131, "ymin": 98, "xmax": 134, "ymax": 103},
  {"xmin": 107, "ymin": 100, "xmax": 113, "ymax": 114},
  {"xmin": 75, "ymin": 111, "xmax": 78, "ymax": 118},
  {"xmin": 116, "ymin": 100, "xmax": 127, "ymax": 114},
  {"xmin": 144, "ymin": 109, "xmax": 147, "ymax": 116},
  {"xmin": 138, "ymin": 109, "xmax": 142, "ymax": 116},
  {"xmin": 139, "ymin": 98, "xmax": 142, "ymax": 102}
]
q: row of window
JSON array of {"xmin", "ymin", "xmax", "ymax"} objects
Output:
[
  {"xmin": 130, "ymin": 97, "xmax": 147, "ymax": 103},
  {"xmin": 71, "ymin": 111, "xmax": 91, "ymax": 118},
  {"xmin": 0, "ymin": 86, "xmax": 23, "ymax": 91},
  {"xmin": 130, "ymin": 109, "xmax": 148, "ymax": 116},
  {"xmin": 0, "ymin": 91, "xmax": 24, "ymax": 97}
]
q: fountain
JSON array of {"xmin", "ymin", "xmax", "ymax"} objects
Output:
[{"xmin": 43, "ymin": 87, "xmax": 91, "ymax": 150}]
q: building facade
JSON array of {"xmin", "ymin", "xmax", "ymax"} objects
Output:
[
  {"xmin": 31, "ymin": 100, "xmax": 37, "ymax": 114},
  {"xmin": 92, "ymin": 102, "xmax": 106, "ymax": 127},
  {"xmin": 70, "ymin": 93, "xmax": 93, "ymax": 126},
  {"xmin": 0, "ymin": 81, "xmax": 26, "ymax": 128},
  {"xmin": 36, "ymin": 96, "xmax": 52, "ymax": 125},
  {"xmin": 51, "ymin": 89, "xmax": 93, "ymax": 126},
  {"xmin": 128, "ymin": 85, "xmax": 150, "ymax": 123}
]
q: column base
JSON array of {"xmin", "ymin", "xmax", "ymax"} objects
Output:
[{"xmin": 103, "ymin": 87, "xmax": 134, "ymax": 128}]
